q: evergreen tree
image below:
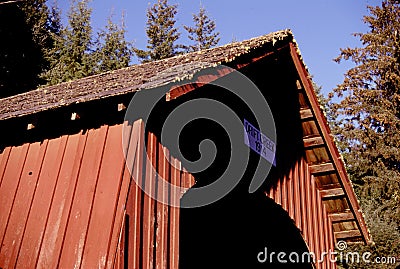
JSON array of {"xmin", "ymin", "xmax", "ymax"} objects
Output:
[
  {"xmin": 329, "ymin": 1, "xmax": 400, "ymax": 266},
  {"xmin": 93, "ymin": 13, "xmax": 133, "ymax": 74},
  {"xmin": 136, "ymin": 0, "xmax": 181, "ymax": 62},
  {"xmin": 43, "ymin": 0, "xmax": 93, "ymax": 84},
  {"xmin": 0, "ymin": 0, "xmax": 57, "ymax": 97},
  {"xmin": 183, "ymin": 6, "xmax": 220, "ymax": 52}
]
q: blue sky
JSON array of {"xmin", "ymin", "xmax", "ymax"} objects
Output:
[{"xmin": 58, "ymin": 0, "xmax": 382, "ymax": 95}]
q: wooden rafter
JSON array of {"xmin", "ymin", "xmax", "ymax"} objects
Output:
[
  {"xmin": 309, "ymin": 163, "xmax": 335, "ymax": 174},
  {"xmin": 329, "ymin": 212, "xmax": 355, "ymax": 223},
  {"xmin": 320, "ymin": 188, "xmax": 345, "ymax": 199},
  {"xmin": 335, "ymin": 230, "xmax": 362, "ymax": 240},
  {"xmin": 303, "ymin": 136, "xmax": 324, "ymax": 148},
  {"xmin": 300, "ymin": 109, "xmax": 313, "ymax": 120}
]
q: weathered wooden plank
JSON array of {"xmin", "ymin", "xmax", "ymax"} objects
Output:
[
  {"xmin": 105, "ymin": 122, "xmax": 131, "ymax": 269},
  {"xmin": 320, "ymin": 188, "xmax": 345, "ymax": 199},
  {"xmin": 81, "ymin": 124, "xmax": 126, "ymax": 269},
  {"xmin": 334, "ymin": 230, "xmax": 362, "ymax": 240},
  {"xmin": 169, "ymin": 156, "xmax": 181, "ymax": 269},
  {"xmin": 311, "ymin": 175, "xmax": 320, "ymax": 265},
  {"xmin": 107, "ymin": 120, "xmax": 142, "ymax": 269},
  {"xmin": 322, "ymin": 204, "xmax": 331, "ymax": 269},
  {"xmin": 316, "ymin": 191, "xmax": 326, "ymax": 269},
  {"xmin": 300, "ymin": 109, "xmax": 313, "ymax": 120},
  {"xmin": 287, "ymin": 166, "xmax": 295, "ymax": 220},
  {"xmin": 329, "ymin": 212, "xmax": 355, "ymax": 223},
  {"xmin": 142, "ymin": 133, "xmax": 157, "ymax": 269},
  {"xmin": 155, "ymin": 144, "xmax": 170, "ymax": 269},
  {"xmin": 281, "ymin": 174, "xmax": 288, "ymax": 212},
  {"xmin": 303, "ymin": 136, "xmax": 324, "ymax": 148},
  {"xmin": 130, "ymin": 121, "xmax": 145, "ymax": 269},
  {"xmin": 166, "ymin": 66, "xmax": 234, "ymax": 101},
  {"xmin": 293, "ymin": 159, "xmax": 302, "ymax": 230},
  {"xmin": 309, "ymin": 163, "xmax": 335, "ymax": 174},
  {"xmin": 299, "ymin": 159, "xmax": 308, "ymax": 243},
  {"xmin": 36, "ymin": 131, "xmax": 87, "ymax": 269},
  {"xmin": 58, "ymin": 126, "xmax": 108, "ymax": 269},
  {"xmin": 275, "ymin": 178, "xmax": 282, "ymax": 206},
  {"xmin": 0, "ymin": 144, "xmax": 29, "ymax": 248},
  {"xmin": 305, "ymin": 163, "xmax": 314, "ymax": 256},
  {"xmin": 16, "ymin": 136, "xmax": 67, "ymax": 268},
  {"xmin": 0, "ymin": 147, "xmax": 11, "ymax": 188},
  {"xmin": 0, "ymin": 141, "xmax": 48, "ymax": 269}
]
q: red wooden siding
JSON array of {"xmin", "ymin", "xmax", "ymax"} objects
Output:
[
  {"xmin": 118, "ymin": 127, "xmax": 195, "ymax": 269},
  {"xmin": 266, "ymin": 157, "xmax": 337, "ymax": 269},
  {"xmin": 0, "ymin": 121, "xmax": 195, "ymax": 269}
]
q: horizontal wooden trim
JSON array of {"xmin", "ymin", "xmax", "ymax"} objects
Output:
[
  {"xmin": 320, "ymin": 183, "xmax": 341, "ymax": 189},
  {"xmin": 309, "ymin": 163, "xmax": 335, "ymax": 174},
  {"xmin": 300, "ymin": 109, "xmax": 313, "ymax": 120},
  {"xmin": 303, "ymin": 136, "xmax": 324, "ymax": 148},
  {"xmin": 320, "ymin": 188, "xmax": 345, "ymax": 199},
  {"xmin": 334, "ymin": 229, "xmax": 362, "ymax": 240},
  {"xmin": 329, "ymin": 212, "xmax": 355, "ymax": 223}
]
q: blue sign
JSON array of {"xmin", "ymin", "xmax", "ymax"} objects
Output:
[{"xmin": 244, "ymin": 119, "xmax": 276, "ymax": 166}]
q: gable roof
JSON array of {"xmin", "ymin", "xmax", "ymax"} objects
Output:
[
  {"xmin": 0, "ymin": 30, "xmax": 292, "ymax": 121},
  {"xmin": 0, "ymin": 29, "xmax": 371, "ymax": 244}
]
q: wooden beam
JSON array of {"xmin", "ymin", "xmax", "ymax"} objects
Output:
[
  {"xmin": 303, "ymin": 136, "xmax": 324, "ymax": 148},
  {"xmin": 166, "ymin": 66, "xmax": 234, "ymax": 101},
  {"xmin": 320, "ymin": 188, "xmax": 345, "ymax": 199},
  {"xmin": 334, "ymin": 230, "xmax": 362, "ymax": 240},
  {"xmin": 117, "ymin": 103, "xmax": 126, "ymax": 112},
  {"xmin": 296, "ymin": 80, "xmax": 302, "ymax": 90},
  {"xmin": 320, "ymin": 182, "xmax": 341, "ymax": 189},
  {"xmin": 309, "ymin": 163, "xmax": 335, "ymax": 174},
  {"xmin": 27, "ymin": 123, "xmax": 35, "ymax": 130},
  {"xmin": 71, "ymin": 112, "xmax": 80, "ymax": 121},
  {"xmin": 329, "ymin": 212, "xmax": 355, "ymax": 223},
  {"xmin": 300, "ymin": 109, "xmax": 313, "ymax": 120}
]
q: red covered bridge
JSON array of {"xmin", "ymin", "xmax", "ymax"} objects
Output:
[{"xmin": 0, "ymin": 30, "xmax": 371, "ymax": 268}]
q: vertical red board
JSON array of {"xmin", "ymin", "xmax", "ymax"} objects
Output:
[
  {"xmin": 169, "ymin": 156, "xmax": 180, "ymax": 269},
  {"xmin": 322, "ymin": 204, "xmax": 331, "ymax": 269},
  {"xmin": 305, "ymin": 162, "xmax": 314, "ymax": 255},
  {"xmin": 126, "ymin": 120, "xmax": 144, "ymax": 269},
  {"xmin": 293, "ymin": 160, "xmax": 302, "ymax": 230},
  {"xmin": 16, "ymin": 136, "xmax": 68, "ymax": 268},
  {"xmin": 58, "ymin": 126, "xmax": 108, "ymax": 269},
  {"xmin": 155, "ymin": 144, "xmax": 170, "ymax": 269},
  {"xmin": 281, "ymin": 171, "xmax": 288, "ymax": 212},
  {"xmin": 0, "ymin": 140, "xmax": 48, "ymax": 269},
  {"xmin": 287, "ymin": 166, "xmax": 295, "ymax": 220},
  {"xmin": 317, "ymin": 191, "xmax": 326, "ymax": 269},
  {"xmin": 311, "ymin": 175, "xmax": 320, "ymax": 268},
  {"xmin": 0, "ymin": 144, "xmax": 29, "ymax": 248},
  {"xmin": 0, "ymin": 147, "xmax": 11, "ymax": 188},
  {"xmin": 268, "ymin": 183, "xmax": 275, "ymax": 200},
  {"xmin": 142, "ymin": 132, "xmax": 156, "ymax": 269},
  {"xmin": 275, "ymin": 178, "xmax": 281, "ymax": 206},
  {"xmin": 36, "ymin": 131, "xmax": 87, "ymax": 269},
  {"xmin": 327, "ymin": 216, "xmax": 336, "ymax": 269},
  {"xmin": 81, "ymin": 124, "xmax": 126, "ymax": 269},
  {"xmin": 107, "ymin": 120, "xmax": 142, "ymax": 269}
]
